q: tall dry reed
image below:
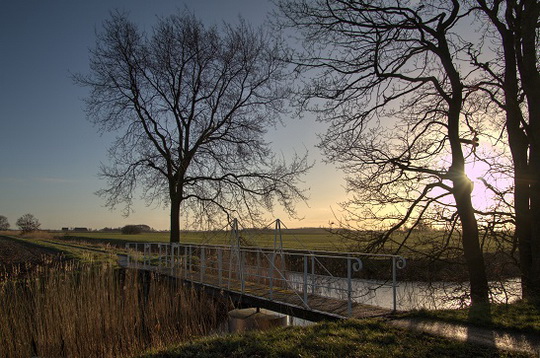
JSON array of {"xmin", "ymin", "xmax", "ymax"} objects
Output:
[{"xmin": 0, "ymin": 262, "xmax": 227, "ymax": 357}]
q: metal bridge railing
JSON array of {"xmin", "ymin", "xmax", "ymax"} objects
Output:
[{"xmin": 125, "ymin": 242, "xmax": 406, "ymax": 315}]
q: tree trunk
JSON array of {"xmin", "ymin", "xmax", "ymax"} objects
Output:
[
  {"xmin": 453, "ymin": 176, "xmax": 490, "ymax": 306},
  {"xmin": 499, "ymin": 22, "xmax": 532, "ymax": 300},
  {"xmin": 170, "ymin": 195, "xmax": 181, "ymax": 243},
  {"xmin": 517, "ymin": 0, "xmax": 540, "ymax": 304},
  {"xmin": 442, "ymin": 50, "xmax": 490, "ymax": 306}
]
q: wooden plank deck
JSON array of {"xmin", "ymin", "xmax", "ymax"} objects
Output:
[{"xmin": 127, "ymin": 261, "xmax": 393, "ymax": 321}]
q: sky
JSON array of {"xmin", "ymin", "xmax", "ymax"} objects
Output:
[{"xmin": 0, "ymin": 0, "xmax": 347, "ymax": 231}]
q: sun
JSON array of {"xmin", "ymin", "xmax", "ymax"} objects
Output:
[{"xmin": 465, "ymin": 159, "xmax": 503, "ymax": 211}]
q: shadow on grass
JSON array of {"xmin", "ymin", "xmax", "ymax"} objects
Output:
[{"xmin": 140, "ymin": 319, "xmax": 524, "ymax": 358}]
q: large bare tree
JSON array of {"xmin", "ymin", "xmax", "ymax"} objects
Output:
[
  {"xmin": 76, "ymin": 12, "xmax": 309, "ymax": 243},
  {"xmin": 276, "ymin": 0, "xmax": 490, "ymax": 306},
  {"xmin": 471, "ymin": 0, "xmax": 540, "ymax": 302}
]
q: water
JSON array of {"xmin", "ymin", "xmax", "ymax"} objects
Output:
[{"xmin": 287, "ymin": 272, "xmax": 522, "ymax": 311}]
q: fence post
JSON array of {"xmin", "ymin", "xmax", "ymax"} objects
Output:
[
  {"xmin": 392, "ymin": 256, "xmax": 397, "ymax": 312},
  {"xmin": 347, "ymin": 257, "xmax": 352, "ymax": 317},
  {"xmin": 125, "ymin": 243, "xmax": 130, "ymax": 266},
  {"xmin": 311, "ymin": 255, "xmax": 316, "ymax": 294},
  {"xmin": 241, "ymin": 250, "xmax": 245, "ymax": 294},
  {"xmin": 190, "ymin": 245, "xmax": 194, "ymax": 279},
  {"xmin": 169, "ymin": 244, "xmax": 174, "ymax": 275},
  {"xmin": 218, "ymin": 247, "xmax": 223, "ymax": 286},
  {"xmin": 144, "ymin": 244, "xmax": 149, "ymax": 266},
  {"xmin": 200, "ymin": 247, "xmax": 205, "ymax": 282},
  {"xmin": 183, "ymin": 246, "xmax": 188, "ymax": 279},
  {"xmin": 269, "ymin": 251, "xmax": 275, "ymax": 299},
  {"xmin": 257, "ymin": 251, "xmax": 261, "ymax": 283},
  {"xmin": 303, "ymin": 255, "xmax": 308, "ymax": 307}
]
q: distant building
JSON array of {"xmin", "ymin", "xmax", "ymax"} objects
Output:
[
  {"xmin": 61, "ymin": 227, "xmax": 69, "ymax": 231},
  {"xmin": 73, "ymin": 227, "xmax": 89, "ymax": 232}
]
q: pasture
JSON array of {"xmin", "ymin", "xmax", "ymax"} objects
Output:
[{"xmin": 60, "ymin": 228, "xmax": 346, "ymax": 251}]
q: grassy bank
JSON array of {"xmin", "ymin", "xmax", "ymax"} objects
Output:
[
  {"xmin": 406, "ymin": 300, "xmax": 540, "ymax": 334},
  {"xmin": 139, "ymin": 318, "xmax": 528, "ymax": 358},
  {"xmin": 0, "ymin": 262, "xmax": 228, "ymax": 358}
]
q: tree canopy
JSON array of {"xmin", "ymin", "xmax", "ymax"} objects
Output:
[
  {"xmin": 76, "ymin": 11, "xmax": 310, "ymax": 242},
  {"xmin": 16, "ymin": 214, "xmax": 41, "ymax": 233},
  {"xmin": 0, "ymin": 216, "xmax": 9, "ymax": 231},
  {"xmin": 277, "ymin": 0, "xmax": 490, "ymax": 305}
]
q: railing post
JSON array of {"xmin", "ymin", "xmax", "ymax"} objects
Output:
[
  {"xmin": 241, "ymin": 250, "xmax": 245, "ymax": 294},
  {"xmin": 189, "ymin": 245, "xmax": 193, "ymax": 279},
  {"xmin": 184, "ymin": 246, "xmax": 188, "ymax": 279},
  {"xmin": 392, "ymin": 256, "xmax": 397, "ymax": 312},
  {"xmin": 347, "ymin": 257, "xmax": 352, "ymax": 317},
  {"xmin": 125, "ymin": 243, "xmax": 130, "ymax": 266},
  {"xmin": 269, "ymin": 251, "xmax": 275, "ymax": 299},
  {"xmin": 200, "ymin": 247, "xmax": 205, "ymax": 282},
  {"xmin": 144, "ymin": 244, "xmax": 149, "ymax": 266},
  {"xmin": 169, "ymin": 244, "xmax": 174, "ymax": 275},
  {"xmin": 218, "ymin": 247, "xmax": 223, "ymax": 286},
  {"xmin": 303, "ymin": 255, "xmax": 308, "ymax": 307},
  {"xmin": 311, "ymin": 255, "xmax": 316, "ymax": 294},
  {"xmin": 257, "ymin": 251, "xmax": 261, "ymax": 283}
]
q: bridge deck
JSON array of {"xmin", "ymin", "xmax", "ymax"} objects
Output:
[{"xmin": 127, "ymin": 261, "xmax": 392, "ymax": 321}]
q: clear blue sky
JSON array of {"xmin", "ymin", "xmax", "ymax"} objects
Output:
[{"xmin": 0, "ymin": 0, "xmax": 346, "ymax": 231}]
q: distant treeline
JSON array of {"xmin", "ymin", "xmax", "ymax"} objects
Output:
[{"xmin": 102, "ymin": 225, "xmax": 155, "ymax": 234}]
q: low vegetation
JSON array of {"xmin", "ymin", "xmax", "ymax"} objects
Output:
[
  {"xmin": 0, "ymin": 261, "xmax": 228, "ymax": 358},
  {"xmin": 139, "ymin": 318, "xmax": 528, "ymax": 358}
]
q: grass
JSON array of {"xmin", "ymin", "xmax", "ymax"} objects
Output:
[
  {"xmin": 2, "ymin": 233, "xmax": 122, "ymax": 264},
  {"xmin": 406, "ymin": 300, "xmax": 540, "ymax": 335},
  {"xmin": 56, "ymin": 228, "xmax": 347, "ymax": 251},
  {"xmin": 0, "ymin": 261, "xmax": 228, "ymax": 358},
  {"xmin": 139, "ymin": 318, "xmax": 527, "ymax": 358}
]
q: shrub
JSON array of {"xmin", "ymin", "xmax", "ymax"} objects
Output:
[
  {"xmin": 16, "ymin": 213, "xmax": 40, "ymax": 233},
  {"xmin": 0, "ymin": 215, "xmax": 9, "ymax": 231},
  {"xmin": 121, "ymin": 225, "xmax": 143, "ymax": 235}
]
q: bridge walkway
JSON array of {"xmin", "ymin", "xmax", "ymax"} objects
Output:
[{"xmin": 123, "ymin": 239, "xmax": 406, "ymax": 321}]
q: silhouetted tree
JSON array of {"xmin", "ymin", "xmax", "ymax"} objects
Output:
[
  {"xmin": 75, "ymin": 11, "xmax": 309, "ymax": 243},
  {"xmin": 16, "ymin": 214, "xmax": 41, "ymax": 233},
  {"xmin": 121, "ymin": 225, "xmax": 142, "ymax": 235},
  {"xmin": 471, "ymin": 0, "xmax": 540, "ymax": 303},
  {"xmin": 0, "ymin": 216, "xmax": 9, "ymax": 231},
  {"xmin": 277, "ymin": 0, "xmax": 490, "ymax": 306}
]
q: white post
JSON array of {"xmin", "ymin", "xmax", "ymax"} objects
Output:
[
  {"xmin": 125, "ymin": 243, "xmax": 130, "ymax": 266},
  {"xmin": 269, "ymin": 251, "xmax": 275, "ymax": 299},
  {"xmin": 392, "ymin": 256, "xmax": 397, "ymax": 312},
  {"xmin": 218, "ymin": 247, "xmax": 223, "ymax": 286},
  {"xmin": 200, "ymin": 247, "xmax": 205, "ymax": 282},
  {"xmin": 311, "ymin": 255, "xmax": 316, "ymax": 294},
  {"xmin": 347, "ymin": 257, "xmax": 352, "ymax": 317},
  {"xmin": 303, "ymin": 255, "xmax": 308, "ymax": 307}
]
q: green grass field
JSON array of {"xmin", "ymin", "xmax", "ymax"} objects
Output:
[{"xmin": 59, "ymin": 228, "xmax": 347, "ymax": 251}]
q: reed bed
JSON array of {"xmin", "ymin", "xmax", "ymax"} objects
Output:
[{"xmin": 0, "ymin": 261, "xmax": 228, "ymax": 357}]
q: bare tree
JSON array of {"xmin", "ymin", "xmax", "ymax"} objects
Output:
[
  {"xmin": 471, "ymin": 0, "xmax": 540, "ymax": 302},
  {"xmin": 276, "ymin": 0, "xmax": 490, "ymax": 306},
  {"xmin": 16, "ymin": 214, "xmax": 41, "ymax": 233},
  {"xmin": 0, "ymin": 216, "xmax": 9, "ymax": 231},
  {"xmin": 75, "ymin": 12, "xmax": 310, "ymax": 243}
]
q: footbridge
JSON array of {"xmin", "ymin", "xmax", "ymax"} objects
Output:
[{"xmin": 124, "ymin": 219, "xmax": 406, "ymax": 321}]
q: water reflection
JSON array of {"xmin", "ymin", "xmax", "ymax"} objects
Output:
[{"xmin": 287, "ymin": 273, "xmax": 521, "ymax": 311}]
